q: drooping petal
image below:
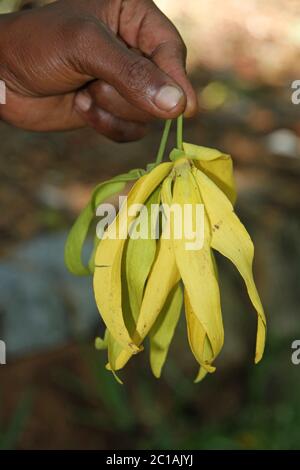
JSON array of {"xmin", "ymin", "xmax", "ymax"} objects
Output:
[
  {"xmin": 93, "ymin": 163, "xmax": 172, "ymax": 352},
  {"xmin": 193, "ymin": 166, "xmax": 266, "ymax": 363},
  {"xmin": 133, "ymin": 236, "xmax": 180, "ymax": 342},
  {"xmin": 183, "ymin": 143, "xmax": 226, "ymax": 162},
  {"xmin": 184, "ymin": 290, "xmax": 216, "ymax": 379},
  {"xmin": 125, "ymin": 188, "xmax": 161, "ymax": 323},
  {"xmin": 195, "ymin": 158, "xmax": 236, "ymax": 205},
  {"xmin": 182, "ymin": 142, "xmax": 236, "ymax": 204},
  {"xmin": 149, "ymin": 282, "xmax": 183, "ymax": 378},
  {"xmin": 186, "ymin": 250, "xmax": 221, "ymax": 383},
  {"xmin": 171, "ymin": 162, "xmax": 224, "ymax": 357},
  {"xmin": 133, "ymin": 175, "xmax": 180, "ymax": 343}
]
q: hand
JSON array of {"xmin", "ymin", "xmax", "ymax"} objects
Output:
[{"xmin": 0, "ymin": 0, "xmax": 198, "ymax": 141}]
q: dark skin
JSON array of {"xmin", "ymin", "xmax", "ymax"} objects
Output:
[{"xmin": 0, "ymin": 0, "xmax": 198, "ymax": 142}]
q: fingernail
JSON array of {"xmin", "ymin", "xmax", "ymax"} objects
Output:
[
  {"xmin": 154, "ymin": 85, "xmax": 184, "ymax": 111},
  {"xmin": 75, "ymin": 92, "xmax": 92, "ymax": 112}
]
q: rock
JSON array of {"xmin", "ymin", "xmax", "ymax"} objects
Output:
[{"xmin": 0, "ymin": 232, "xmax": 98, "ymax": 358}]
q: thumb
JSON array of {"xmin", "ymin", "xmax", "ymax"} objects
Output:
[{"xmin": 77, "ymin": 24, "xmax": 186, "ymax": 119}]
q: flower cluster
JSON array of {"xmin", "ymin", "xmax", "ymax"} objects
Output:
[{"xmin": 65, "ymin": 120, "xmax": 266, "ymax": 383}]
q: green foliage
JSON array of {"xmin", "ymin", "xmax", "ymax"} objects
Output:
[{"xmin": 0, "ymin": 390, "xmax": 33, "ymax": 450}]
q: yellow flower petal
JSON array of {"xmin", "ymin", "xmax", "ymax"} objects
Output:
[
  {"xmin": 195, "ymin": 158, "xmax": 236, "ymax": 205},
  {"xmin": 135, "ymin": 239, "xmax": 180, "ymax": 342},
  {"xmin": 171, "ymin": 162, "xmax": 224, "ymax": 357},
  {"xmin": 125, "ymin": 188, "xmax": 160, "ymax": 323},
  {"xmin": 183, "ymin": 142, "xmax": 227, "ymax": 161},
  {"xmin": 193, "ymin": 167, "xmax": 266, "ymax": 363},
  {"xmin": 93, "ymin": 162, "xmax": 172, "ymax": 352},
  {"xmin": 133, "ymin": 175, "xmax": 180, "ymax": 343},
  {"xmin": 184, "ymin": 290, "xmax": 216, "ymax": 376},
  {"xmin": 149, "ymin": 283, "xmax": 183, "ymax": 378},
  {"xmin": 182, "ymin": 143, "xmax": 236, "ymax": 204}
]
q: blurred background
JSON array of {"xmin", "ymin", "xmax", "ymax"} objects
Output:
[{"xmin": 1, "ymin": 0, "xmax": 300, "ymax": 450}]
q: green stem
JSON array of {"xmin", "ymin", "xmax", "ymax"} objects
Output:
[
  {"xmin": 155, "ymin": 119, "xmax": 172, "ymax": 164},
  {"xmin": 176, "ymin": 115, "xmax": 183, "ymax": 150}
]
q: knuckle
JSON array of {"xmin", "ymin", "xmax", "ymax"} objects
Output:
[
  {"xmin": 104, "ymin": 124, "xmax": 137, "ymax": 143},
  {"xmin": 107, "ymin": 124, "xmax": 143, "ymax": 143},
  {"xmin": 62, "ymin": 17, "xmax": 102, "ymax": 70},
  {"xmin": 113, "ymin": 133, "xmax": 134, "ymax": 143},
  {"xmin": 90, "ymin": 81, "xmax": 113, "ymax": 100},
  {"xmin": 98, "ymin": 81, "xmax": 113, "ymax": 95},
  {"xmin": 86, "ymin": 109, "xmax": 124, "ymax": 141},
  {"xmin": 85, "ymin": 104, "xmax": 145, "ymax": 142},
  {"xmin": 122, "ymin": 58, "xmax": 153, "ymax": 93},
  {"xmin": 76, "ymin": 18, "xmax": 99, "ymax": 36},
  {"xmin": 108, "ymin": 122, "xmax": 140, "ymax": 143},
  {"xmin": 63, "ymin": 17, "xmax": 99, "ymax": 49}
]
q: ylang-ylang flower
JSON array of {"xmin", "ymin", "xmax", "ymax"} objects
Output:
[{"xmin": 65, "ymin": 120, "xmax": 266, "ymax": 383}]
